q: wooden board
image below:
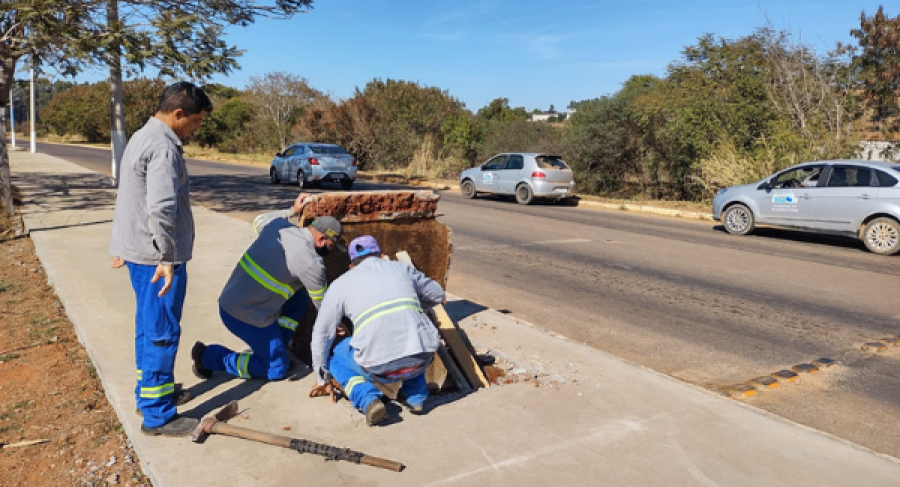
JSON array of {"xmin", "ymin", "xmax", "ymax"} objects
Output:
[{"xmin": 432, "ymin": 304, "xmax": 490, "ymax": 389}]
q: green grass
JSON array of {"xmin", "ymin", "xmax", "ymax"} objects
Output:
[{"xmin": 0, "ymin": 353, "xmax": 21, "ymax": 362}]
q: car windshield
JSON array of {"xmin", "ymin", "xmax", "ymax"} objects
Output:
[
  {"xmin": 893, "ymin": 165, "xmax": 900, "ymax": 173},
  {"xmin": 535, "ymin": 155, "xmax": 569, "ymax": 169},
  {"xmin": 309, "ymin": 145, "xmax": 348, "ymax": 155}
]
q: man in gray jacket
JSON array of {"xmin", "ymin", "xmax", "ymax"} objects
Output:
[
  {"xmin": 191, "ymin": 193, "xmax": 346, "ymax": 382},
  {"xmin": 109, "ymin": 82, "xmax": 212, "ymax": 436},
  {"xmin": 309, "ymin": 235, "xmax": 444, "ymax": 426}
]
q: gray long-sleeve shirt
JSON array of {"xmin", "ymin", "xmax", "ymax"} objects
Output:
[
  {"xmin": 109, "ymin": 117, "xmax": 194, "ymax": 265},
  {"xmin": 218, "ymin": 210, "xmax": 328, "ymax": 328},
  {"xmin": 311, "ymin": 257, "xmax": 445, "ymax": 384}
]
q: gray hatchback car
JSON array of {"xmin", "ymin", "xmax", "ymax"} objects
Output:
[
  {"xmin": 269, "ymin": 143, "xmax": 357, "ymax": 190},
  {"xmin": 712, "ymin": 159, "xmax": 900, "ymax": 255},
  {"xmin": 459, "ymin": 153, "xmax": 576, "ymax": 205}
]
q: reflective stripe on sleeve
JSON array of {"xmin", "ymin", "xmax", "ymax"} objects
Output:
[{"xmin": 307, "ymin": 285, "xmax": 327, "ymax": 302}]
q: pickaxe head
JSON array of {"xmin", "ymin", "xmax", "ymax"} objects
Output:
[{"xmin": 190, "ymin": 400, "xmax": 240, "ymax": 443}]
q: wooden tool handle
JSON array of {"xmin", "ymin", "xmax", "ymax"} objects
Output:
[
  {"xmin": 211, "ymin": 422, "xmax": 293, "ymax": 449},
  {"xmin": 360, "ymin": 455, "xmax": 404, "ymax": 472}
]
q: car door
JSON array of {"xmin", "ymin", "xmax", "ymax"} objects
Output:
[
  {"xmin": 815, "ymin": 165, "xmax": 878, "ymax": 233},
  {"xmin": 497, "ymin": 154, "xmax": 524, "ymax": 193},
  {"xmin": 279, "ymin": 146, "xmax": 296, "ymax": 180},
  {"xmin": 754, "ymin": 164, "xmax": 822, "ymax": 228},
  {"xmin": 478, "ymin": 155, "xmax": 507, "ymax": 193}
]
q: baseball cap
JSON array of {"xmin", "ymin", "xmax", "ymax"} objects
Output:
[
  {"xmin": 311, "ymin": 216, "xmax": 346, "ymax": 252},
  {"xmin": 348, "ymin": 235, "xmax": 381, "ymax": 261}
]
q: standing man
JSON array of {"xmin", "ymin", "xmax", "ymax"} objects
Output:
[
  {"xmin": 109, "ymin": 82, "xmax": 212, "ymax": 436},
  {"xmin": 309, "ymin": 235, "xmax": 445, "ymax": 426},
  {"xmin": 191, "ymin": 194, "xmax": 346, "ymax": 382}
]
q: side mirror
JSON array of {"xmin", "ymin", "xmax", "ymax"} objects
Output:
[
  {"xmin": 758, "ymin": 180, "xmax": 772, "ymax": 190},
  {"xmin": 276, "ymin": 152, "xmax": 283, "ymax": 158}
]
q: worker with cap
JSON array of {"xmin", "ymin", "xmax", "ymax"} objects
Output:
[
  {"xmin": 308, "ymin": 235, "xmax": 445, "ymax": 426},
  {"xmin": 192, "ymin": 193, "xmax": 346, "ymax": 381}
]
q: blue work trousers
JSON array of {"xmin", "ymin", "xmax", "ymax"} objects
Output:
[
  {"xmin": 127, "ymin": 262, "xmax": 188, "ymax": 429},
  {"xmin": 200, "ymin": 306, "xmax": 299, "ymax": 381},
  {"xmin": 329, "ymin": 339, "xmax": 429, "ymax": 412}
]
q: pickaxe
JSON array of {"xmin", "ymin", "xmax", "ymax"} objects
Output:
[{"xmin": 190, "ymin": 401, "xmax": 404, "ymax": 472}]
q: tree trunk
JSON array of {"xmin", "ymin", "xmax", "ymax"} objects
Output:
[
  {"xmin": 0, "ymin": 53, "xmax": 17, "ymax": 217},
  {"xmin": 108, "ymin": 0, "xmax": 126, "ymax": 187}
]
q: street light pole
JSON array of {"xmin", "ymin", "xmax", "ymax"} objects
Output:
[{"xmin": 29, "ymin": 66, "xmax": 35, "ymax": 153}]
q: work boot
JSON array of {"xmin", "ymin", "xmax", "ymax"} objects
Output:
[
  {"xmin": 364, "ymin": 399, "xmax": 387, "ymax": 426},
  {"xmin": 140, "ymin": 416, "xmax": 199, "ymax": 437},
  {"xmin": 191, "ymin": 341, "xmax": 213, "ymax": 380},
  {"xmin": 135, "ymin": 388, "xmax": 192, "ymax": 416}
]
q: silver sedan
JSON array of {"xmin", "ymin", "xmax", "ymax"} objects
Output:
[
  {"xmin": 712, "ymin": 159, "xmax": 900, "ymax": 255},
  {"xmin": 459, "ymin": 153, "xmax": 576, "ymax": 205}
]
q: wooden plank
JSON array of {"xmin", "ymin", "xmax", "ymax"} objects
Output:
[
  {"xmin": 396, "ymin": 250, "xmax": 488, "ymax": 389},
  {"xmin": 425, "ymin": 349, "xmax": 449, "ymax": 391},
  {"xmin": 433, "ymin": 304, "xmax": 490, "ymax": 389}
]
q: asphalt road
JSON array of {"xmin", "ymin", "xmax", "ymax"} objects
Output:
[{"xmin": 38, "ymin": 141, "xmax": 900, "ymax": 458}]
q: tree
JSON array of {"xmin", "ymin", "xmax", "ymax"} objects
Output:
[
  {"xmin": 476, "ymin": 98, "xmax": 530, "ymax": 122},
  {"xmin": 0, "ymin": 1, "xmax": 314, "ymax": 216},
  {"xmin": 844, "ymin": 6, "xmax": 900, "ymax": 152},
  {"xmin": 245, "ymin": 72, "xmax": 323, "ymax": 150}
]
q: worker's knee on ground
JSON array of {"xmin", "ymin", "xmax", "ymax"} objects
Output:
[{"xmin": 266, "ymin": 360, "xmax": 289, "ymax": 381}]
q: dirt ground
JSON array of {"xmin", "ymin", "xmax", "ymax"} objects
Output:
[{"xmin": 0, "ymin": 212, "xmax": 148, "ymax": 487}]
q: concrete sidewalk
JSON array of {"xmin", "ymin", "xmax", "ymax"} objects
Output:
[{"xmin": 10, "ymin": 151, "xmax": 900, "ymax": 486}]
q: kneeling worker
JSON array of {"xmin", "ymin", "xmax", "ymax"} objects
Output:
[
  {"xmin": 309, "ymin": 235, "xmax": 445, "ymax": 426},
  {"xmin": 192, "ymin": 193, "xmax": 345, "ymax": 381}
]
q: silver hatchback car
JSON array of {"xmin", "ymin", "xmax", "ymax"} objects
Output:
[
  {"xmin": 459, "ymin": 153, "xmax": 576, "ymax": 205},
  {"xmin": 712, "ymin": 159, "xmax": 900, "ymax": 255},
  {"xmin": 269, "ymin": 143, "xmax": 357, "ymax": 190}
]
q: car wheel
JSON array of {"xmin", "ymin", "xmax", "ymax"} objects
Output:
[
  {"xmin": 269, "ymin": 167, "xmax": 280, "ymax": 184},
  {"xmin": 723, "ymin": 204, "xmax": 755, "ymax": 235},
  {"xmin": 296, "ymin": 170, "xmax": 309, "ymax": 189},
  {"xmin": 863, "ymin": 217, "xmax": 900, "ymax": 255},
  {"xmin": 461, "ymin": 180, "xmax": 476, "ymax": 199},
  {"xmin": 341, "ymin": 180, "xmax": 353, "ymax": 191},
  {"xmin": 515, "ymin": 184, "xmax": 534, "ymax": 205}
]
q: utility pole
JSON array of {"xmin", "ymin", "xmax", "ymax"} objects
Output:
[
  {"xmin": 108, "ymin": 0, "xmax": 126, "ymax": 186},
  {"xmin": 29, "ymin": 65, "xmax": 35, "ymax": 153}
]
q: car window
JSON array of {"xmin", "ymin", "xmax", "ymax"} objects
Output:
[
  {"xmin": 875, "ymin": 170, "xmax": 899, "ymax": 187},
  {"xmin": 483, "ymin": 155, "xmax": 508, "ymax": 170},
  {"xmin": 282, "ymin": 146, "xmax": 296, "ymax": 157},
  {"xmin": 827, "ymin": 166, "xmax": 873, "ymax": 187},
  {"xmin": 535, "ymin": 155, "xmax": 569, "ymax": 169},
  {"xmin": 310, "ymin": 145, "xmax": 348, "ymax": 155},
  {"xmin": 505, "ymin": 155, "xmax": 524, "ymax": 170},
  {"xmin": 773, "ymin": 165, "xmax": 823, "ymax": 188}
]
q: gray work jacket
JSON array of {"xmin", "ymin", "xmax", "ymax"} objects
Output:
[
  {"xmin": 218, "ymin": 210, "xmax": 328, "ymax": 328},
  {"xmin": 311, "ymin": 257, "xmax": 445, "ymax": 384},
  {"xmin": 109, "ymin": 117, "xmax": 194, "ymax": 265}
]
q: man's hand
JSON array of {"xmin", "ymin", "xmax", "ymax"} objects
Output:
[
  {"xmin": 292, "ymin": 192, "xmax": 312, "ymax": 215},
  {"xmin": 151, "ymin": 263, "xmax": 174, "ymax": 297},
  {"xmin": 308, "ymin": 382, "xmax": 337, "ymax": 404},
  {"xmin": 111, "ymin": 257, "xmax": 125, "ymax": 269}
]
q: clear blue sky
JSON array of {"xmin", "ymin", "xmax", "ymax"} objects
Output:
[{"xmin": 77, "ymin": 0, "xmax": 881, "ymax": 112}]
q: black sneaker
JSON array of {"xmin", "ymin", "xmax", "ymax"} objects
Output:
[
  {"xmin": 140, "ymin": 416, "xmax": 199, "ymax": 437},
  {"xmin": 191, "ymin": 341, "xmax": 213, "ymax": 380},
  {"xmin": 135, "ymin": 388, "xmax": 192, "ymax": 416},
  {"xmin": 364, "ymin": 399, "xmax": 387, "ymax": 426}
]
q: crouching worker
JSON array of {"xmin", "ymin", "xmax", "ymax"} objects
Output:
[
  {"xmin": 308, "ymin": 235, "xmax": 445, "ymax": 426},
  {"xmin": 192, "ymin": 193, "xmax": 346, "ymax": 381}
]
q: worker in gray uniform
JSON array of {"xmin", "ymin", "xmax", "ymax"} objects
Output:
[
  {"xmin": 308, "ymin": 235, "xmax": 445, "ymax": 426},
  {"xmin": 192, "ymin": 193, "xmax": 346, "ymax": 381}
]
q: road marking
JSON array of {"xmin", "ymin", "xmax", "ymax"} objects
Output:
[{"xmin": 456, "ymin": 238, "xmax": 591, "ymax": 251}]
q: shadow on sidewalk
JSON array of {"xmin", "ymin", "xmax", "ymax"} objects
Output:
[
  {"xmin": 180, "ymin": 374, "xmax": 266, "ymax": 419},
  {"xmin": 11, "ymin": 172, "xmax": 117, "ymax": 211}
]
